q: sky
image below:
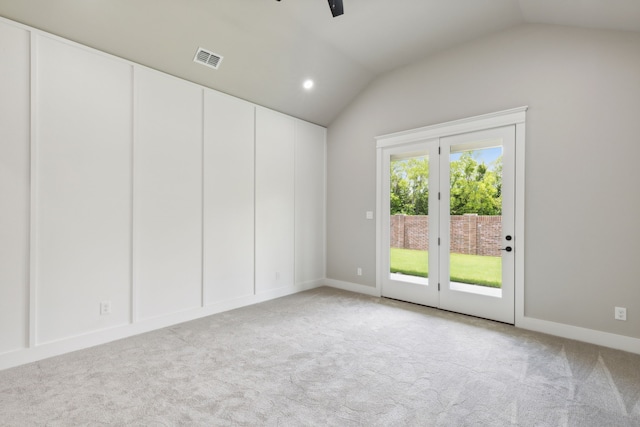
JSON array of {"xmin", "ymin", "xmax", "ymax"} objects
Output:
[{"xmin": 450, "ymin": 147, "xmax": 502, "ymax": 168}]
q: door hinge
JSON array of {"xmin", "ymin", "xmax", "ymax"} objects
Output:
[
  {"xmin": 438, "ymin": 282, "xmax": 440, "ymax": 291},
  {"xmin": 438, "ymin": 237, "xmax": 440, "ymax": 245},
  {"xmin": 438, "ymin": 146, "xmax": 441, "ymax": 154},
  {"xmin": 438, "ymin": 192, "xmax": 441, "ymax": 200}
]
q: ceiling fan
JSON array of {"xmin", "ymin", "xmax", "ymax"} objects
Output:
[
  {"xmin": 275, "ymin": 0, "xmax": 344, "ymax": 18},
  {"xmin": 327, "ymin": 0, "xmax": 344, "ymax": 17}
]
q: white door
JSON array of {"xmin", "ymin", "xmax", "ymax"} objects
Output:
[
  {"xmin": 440, "ymin": 126, "xmax": 515, "ymax": 324},
  {"xmin": 381, "ymin": 140, "xmax": 440, "ymax": 307},
  {"xmin": 381, "ymin": 125, "xmax": 516, "ymax": 324}
]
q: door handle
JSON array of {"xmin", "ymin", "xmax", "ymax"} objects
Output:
[{"xmin": 501, "ymin": 246, "xmax": 513, "ymax": 252}]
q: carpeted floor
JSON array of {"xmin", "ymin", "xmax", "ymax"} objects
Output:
[{"xmin": 1, "ymin": 287, "xmax": 639, "ymax": 426}]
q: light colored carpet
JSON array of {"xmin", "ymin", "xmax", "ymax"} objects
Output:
[{"xmin": 1, "ymin": 287, "xmax": 639, "ymax": 426}]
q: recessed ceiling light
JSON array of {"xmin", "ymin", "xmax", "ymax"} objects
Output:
[{"xmin": 303, "ymin": 79, "xmax": 314, "ymax": 90}]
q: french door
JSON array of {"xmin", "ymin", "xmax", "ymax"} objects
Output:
[{"xmin": 380, "ymin": 125, "xmax": 516, "ymax": 324}]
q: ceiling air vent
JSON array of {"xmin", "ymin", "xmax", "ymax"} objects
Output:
[{"xmin": 194, "ymin": 47, "xmax": 223, "ymax": 70}]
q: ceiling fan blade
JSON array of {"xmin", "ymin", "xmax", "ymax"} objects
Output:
[{"xmin": 327, "ymin": 0, "xmax": 344, "ymax": 17}]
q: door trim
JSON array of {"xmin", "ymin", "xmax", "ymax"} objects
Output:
[{"xmin": 375, "ymin": 107, "xmax": 527, "ymax": 325}]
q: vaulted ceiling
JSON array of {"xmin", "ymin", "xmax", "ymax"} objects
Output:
[{"xmin": 1, "ymin": 0, "xmax": 639, "ymax": 126}]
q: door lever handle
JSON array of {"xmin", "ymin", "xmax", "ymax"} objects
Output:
[{"xmin": 501, "ymin": 246, "xmax": 513, "ymax": 252}]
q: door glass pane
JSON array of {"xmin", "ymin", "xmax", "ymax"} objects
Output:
[
  {"xmin": 449, "ymin": 146, "xmax": 503, "ymax": 297},
  {"xmin": 389, "ymin": 154, "xmax": 429, "ymax": 285}
]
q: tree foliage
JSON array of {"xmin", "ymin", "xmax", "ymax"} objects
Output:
[
  {"xmin": 390, "ymin": 151, "xmax": 502, "ymax": 216},
  {"xmin": 449, "ymin": 152, "xmax": 502, "ymax": 215},
  {"xmin": 390, "ymin": 157, "xmax": 430, "ymax": 215}
]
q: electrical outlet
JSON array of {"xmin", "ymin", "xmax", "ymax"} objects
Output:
[
  {"xmin": 615, "ymin": 306, "xmax": 627, "ymax": 321},
  {"xmin": 100, "ymin": 300, "xmax": 112, "ymax": 315},
  {"xmin": 357, "ymin": 267, "xmax": 362, "ymax": 276},
  {"xmin": 365, "ymin": 211, "xmax": 374, "ymax": 220}
]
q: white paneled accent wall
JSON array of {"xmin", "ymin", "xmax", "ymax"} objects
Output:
[
  {"xmin": 295, "ymin": 121, "xmax": 327, "ymax": 286},
  {"xmin": 0, "ymin": 22, "xmax": 30, "ymax": 354},
  {"xmin": 255, "ymin": 108, "xmax": 296, "ymax": 293},
  {"xmin": 203, "ymin": 91, "xmax": 255, "ymax": 305},
  {"xmin": 35, "ymin": 35, "xmax": 133, "ymax": 344},
  {"xmin": 134, "ymin": 68, "xmax": 203, "ymax": 320},
  {"xmin": 0, "ymin": 17, "xmax": 326, "ymax": 370}
]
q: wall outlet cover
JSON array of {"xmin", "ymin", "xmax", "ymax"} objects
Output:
[
  {"xmin": 614, "ymin": 306, "xmax": 627, "ymax": 321},
  {"xmin": 100, "ymin": 301, "xmax": 112, "ymax": 315}
]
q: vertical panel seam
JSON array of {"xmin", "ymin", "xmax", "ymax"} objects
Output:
[
  {"xmin": 201, "ymin": 89, "xmax": 206, "ymax": 308},
  {"xmin": 131, "ymin": 67, "xmax": 138, "ymax": 324},
  {"xmin": 253, "ymin": 107, "xmax": 257, "ymax": 296},
  {"xmin": 28, "ymin": 31, "xmax": 38, "ymax": 348},
  {"xmin": 293, "ymin": 121, "xmax": 298, "ymax": 287}
]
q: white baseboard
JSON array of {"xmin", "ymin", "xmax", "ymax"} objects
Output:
[
  {"xmin": 324, "ymin": 279, "xmax": 640, "ymax": 356},
  {"xmin": 0, "ymin": 280, "xmax": 324, "ymax": 371},
  {"xmin": 324, "ymin": 278, "xmax": 381, "ymax": 297},
  {"xmin": 4, "ymin": 280, "xmax": 637, "ymax": 371},
  {"xmin": 517, "ymin": 315, "xmax": 640, "ymax": 355},
  {"xmin": 254, "ymin": 280, "xmax": 324, "ymax": 302}
]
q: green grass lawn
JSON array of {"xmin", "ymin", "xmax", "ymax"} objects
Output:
[{"xmin": 390, "ymin": 248, "xmax": 502, "ymax": 288}]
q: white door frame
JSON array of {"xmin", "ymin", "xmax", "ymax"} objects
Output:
[{"xmin": 375, "ymin": 107, "xmax": 527, "ymax": 325}]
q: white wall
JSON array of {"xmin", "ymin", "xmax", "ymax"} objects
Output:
[
  {"xmin": 0, "ymin": 22, "xmax": 30, "ymax": 354},
  {"xmin": 295, "ymin": 121, "xmax": 327, "ymax": 286},
  {"xmin": 35, "ymin": 34, "xmax": 133, "ymax": 344},
  {"xmin": 203, "ymin": 90, "xmax": 255, "ymax": 305},
  {"xmin": 326, "ymin": 24, "xmax": 640, "ymax": 342},
  {"xmin": 134, "ymin": 68, "xmax": 203, "ymax": 321},
  {"xmin": 255, "ymin": 107, "xmax": 296, "ymax": 293},
  {"xmin": 0, "ymin": 17, "xmax": 326, "ymax": 370}
]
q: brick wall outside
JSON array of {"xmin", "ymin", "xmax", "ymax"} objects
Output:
[
  {"xmin": 390, "ymin": 215, "xmax": 406, "ymax": 249},
  {"xmin": 391, "ymin": 215, "xmax": 429, "ymax": 250},
  {"xmin": 391, "ymin": 214, "xmax": 502, "ymax": 256},
  {"xmin": 475, "ymin": 215, "xmax": 502, "ymax": 256}
]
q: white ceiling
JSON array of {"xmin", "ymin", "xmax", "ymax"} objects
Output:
[{"xmin": 1, "ymin": 0, "xmax": 639, "ymax": 126}]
